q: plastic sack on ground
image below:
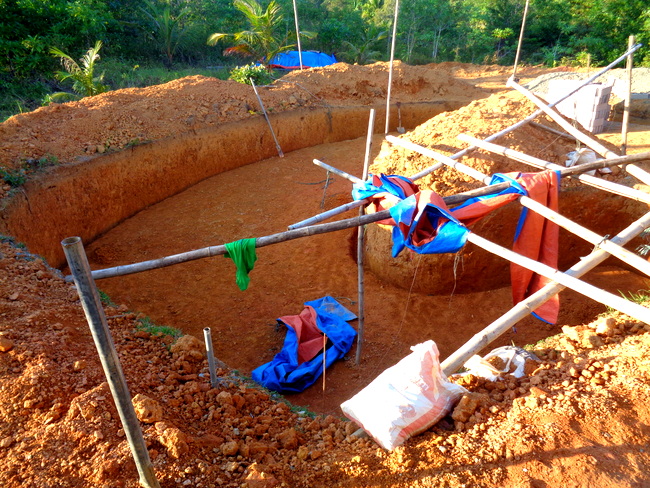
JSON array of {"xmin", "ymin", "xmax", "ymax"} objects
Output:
[
  {"xmin": 460, "ymin": 346, "xmax": 540, "ymax": 380},
  {"xmin": 340, "ymin": 340, "xmax": 466, "ymax": 450}
]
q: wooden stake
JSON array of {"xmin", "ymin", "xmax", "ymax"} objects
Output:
[
  {"xmin": 356, "ymin": 109, "xmax": 375, "ymax": 365},
  {"xmin": 250, "ymin": 79, "xmax": 284, "ymax": 158},
  {"xmin": 622, "ymin": 35, "xmax": 635, "ymax": 155},
  {"xmin": 442, "ymin": 210, "xmax": 650, "ymax": 375},
  {"xmin": 322, "ymin": 333, "xmax": 327, "ymax": 391}
]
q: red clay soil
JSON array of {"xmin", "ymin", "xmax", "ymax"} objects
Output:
[{"xmin": 2, "ymin": 61, "xmax": 650, "ymax": 488}]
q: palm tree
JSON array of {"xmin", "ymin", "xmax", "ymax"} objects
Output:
[
  {"xmin": 140, "ymin": 0, "xmax": 190, "ymax": 68},
  {"xmin": 340, "ymin": 27, "xmax": 388, "ymax": 65},
  {"xmin": 207, "ymin": 0, "xmax": 294, "ymax": 69},
  {"xmin": 49, "ymin": 41, "xmax": 107, "ymax": 100}
]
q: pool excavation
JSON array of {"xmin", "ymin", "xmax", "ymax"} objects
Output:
[{"xmin": 3, "ymin": 61, "xmax": 650, "ymax": 487}]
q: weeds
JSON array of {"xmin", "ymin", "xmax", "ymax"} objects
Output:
[
  {"xmin": 136, "ymin": 316, "xmax": 183, "ymax": 340},
  {"xmin": 0, "ymin": 167, "xmax": 27, "ymax": 188},
  {"xmin": 98, "ymin": 290, "xmax": 115, "ymax": 307}
]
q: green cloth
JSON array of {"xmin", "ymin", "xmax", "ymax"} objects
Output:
[{"xmin": 224, "ymin": 238, "xmax": 257, "ymax": 291}]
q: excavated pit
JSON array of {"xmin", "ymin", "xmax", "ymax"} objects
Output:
[{"xmin": 3, "ymin": 67, "xmax": 649, "ymax": 415}]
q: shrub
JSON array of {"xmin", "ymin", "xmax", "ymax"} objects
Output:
[{"xmin": 229, "ymin": 63, "xmax": 274, "ymax": 85}]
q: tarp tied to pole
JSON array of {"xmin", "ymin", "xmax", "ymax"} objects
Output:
[{"xmin": 354, "ymin": 172, "xmax": 561, "ymax": 323}]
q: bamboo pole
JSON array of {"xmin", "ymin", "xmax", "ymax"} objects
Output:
[
  {"xmin": 442, "ymin": 209, "xmax": 650, "ymax": 375},
  {"xmin": 288, "ymin": 199, "xmax": 368, "ymax": 230},
  {"xmin": 530, "ymin": 121, "xmax": 575, "ymax": 140},
  {"xmin": 61, "ymin": 237, "xmax": 160, "ymax": 488},
  {"xmin": 386, "ymin": 136, "xmax": 650, "ymax": 288},
  {"xmin": 356, "ymin": 109, "xmax": 375, "ymax": 365},
  {"xmin": 508, "ymin": 78, "xmax": 650, "ymax": 186},
  {"xmin": 457, "ymin": 134, "xmax": 650, "ymax": 204},
  {"xmin": 313, "ymin": 159, "xmax": 363, "ymax": 183},
  {"xmin": 250, "ymin": 79, "xmax": 284, "ymax": 158},
  {"xmin": 384, "ymin": 0, "xmax": 400, "ymax": 134},
  {"xmin": 65, "ymin": 183, "xmax": 514, "ymax": 283},
  {"xmin": 291, "ymin": 0, "xmax": 303, "ymax": 70},
  {"xmin": 621, "ymin": 35, "xmax": 635, "ymax": 155},
  {"xmin": 511, "ymin": 0, "xmax": 530, "ymax": 81},
  {"xmin": 465, "ymin": 232, "xmax": 650, "ymax": 324}
]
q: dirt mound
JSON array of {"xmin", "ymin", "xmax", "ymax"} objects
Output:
[
  {"xmin": 0, "ymin": 61, "xmax": 484, "ymax": 171},
  {"xmin": 2, "ymin": 238, "xmax": 650, "ymax": 487}
]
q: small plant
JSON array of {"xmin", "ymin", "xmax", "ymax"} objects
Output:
[
  {"xmin": 229, "ymin": 64, "xmax": 274, "ymax": 85},
  {"xmin": 0, "ymin": 166, "xmax": 27, "ymax": 188},
  {"xmin": 136, "ymin": 316, "xmax": 183, "ymax": 339},
  {"xmin": 620, "ymin": 289, "xmax": 650, "ymax": 304},
  {"xmin": 98, "ymin": 290, "xmax": 115, "ymax": 307},
  {"xmin": 49, "ymin": 41, "xmax": 108, "ymax": 101}
]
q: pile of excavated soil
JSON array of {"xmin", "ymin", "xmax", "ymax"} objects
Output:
[
  {"xmin": 0, "ymin": 61, "xmax": 486, "ymax": 171},
  {"xmin": 2, "ymin": 239, "xmax": 650, "ymax": 488}
]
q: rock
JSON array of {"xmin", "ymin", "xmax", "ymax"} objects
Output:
[
  {"xmin": 277, "ymin": 428, "xmax": 300, "ymax": 450},
  {"xmin": 0, "ymin": 337, "xmax": 14, "ymax": 352},
  {"xmin": 451, "ymin": 393, "xmax": 481, "ymax": 423},
  {"xmin": 581, "ymin": 329, "xmax": 604, "ymax": 349},
  {"xmin": 216, "ymin": 391, "xmax": 233, "ymax": 406},
  {"xmin": 170, "ymin": 335, "xmax": 204, "ymax": 360},
  {"xmin": 132, "ymin": 394, "xmax": 163, "ymax": 423},
  {"xmin": 73, "ymin": 360, "xmax": 87, "ymax": 371},
  {"xmin": 296, "ymin": 445, "xmax": 309, "ymax": 460},
  {"xmin": 562, "ymin": 325, "xmax": 582, "ymax": 342},
  {"xmin": 244, "ymin": 463, "xmax": 279, "ymax": 488},
  {"xmin": 220, "ymin": 440, "xmax": 240, "ymax": 456},
  {"xmin": 158, "ymin": 427, "xmax": 188, "ymax": 459},
  {"xmin": 0, "ymin": 436, "xmax": 14, "ymax": 448},
  {"xmin": 596, "ymin": 317, "xmax": 617, "ymax": 337}
]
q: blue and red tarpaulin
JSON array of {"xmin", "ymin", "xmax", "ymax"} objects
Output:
[
  {"xmin": 353, "ymin": 172, "xmax": 560, "ymax": 323},
  {"xmin": 252, "ymin": 296, "xmax": 356, "ymax": 393}
]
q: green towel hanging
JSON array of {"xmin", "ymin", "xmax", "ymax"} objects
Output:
[{"xmin": 224, "ymin": 238, "xmax": 257, "ymax": 291}]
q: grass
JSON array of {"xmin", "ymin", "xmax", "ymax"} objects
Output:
[{"xmin": 136, "ymin": 315, "xmax": 183, "ymax": 340}]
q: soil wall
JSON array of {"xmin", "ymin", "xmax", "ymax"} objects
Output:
[{"xmin": 0, "ymin": 102, "xmax": 459, "ymax": 268}]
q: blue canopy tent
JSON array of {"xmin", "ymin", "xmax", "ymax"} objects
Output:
[{"xmin": 268, "ymin": 51, "xmax": 337, "ymax": 70}]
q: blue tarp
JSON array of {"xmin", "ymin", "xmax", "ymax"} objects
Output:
[
  {"xmin": 251, "ymin": 296, "xmax": 357, "ymax": 393},
  {"xmin": 268, "ymin": 51, "xmax": 337, "ymax": 69}
]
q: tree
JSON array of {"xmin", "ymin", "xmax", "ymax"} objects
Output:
[
  {"xmin": 140, "ymin": 0, "xmax": 191, "ymax": 68},
  {"xmin": 340, "ymin": 26, "xmax": 387, "ymax": 64},
  {"xmin": 49, "ymin": 40, "xmax": 107, "ymax": 100},
  {"xmin": 207, "ymin": 0, "xmax": 294, "ymax": 68}
]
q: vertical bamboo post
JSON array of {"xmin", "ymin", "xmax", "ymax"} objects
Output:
[
  {"xmin": 511, "ymin": 0, "xmax": 530, "ymax": 81},
  {"xmin": 384, "ymin": 0, "xmax": 400, "ymax": 134},
  {"xmin": 356, "ymin": 109, "xmax": 376, "ymax": 365},
  {"xmin": 203, "ymin": 327, "xmax": 220, "ymax": 388},
  {"xmin": 250, "ymin": 79, "xmax": 284, "ymax": 157},
  {"xmin": 61, "ymin": 237, "xmax": 160, "ymax": 488},
  {"xmin": 621, "ymin": 35, "xmax": 635, "ymax": 155},
  {"xmin": 291, "ymin": 0, "xmax": 303, "ymax": 70}
]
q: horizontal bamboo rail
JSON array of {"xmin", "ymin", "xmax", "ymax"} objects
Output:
[
  {"xmin": 64, "ymin": 182, "xmax": 513, "ymax": 282},
  {"xmin": 313, "ymin": 159, "xmax": 363, "ymax": 183},
  {"xmin": 442, "ymin": 209, "xmax": 650, "ymax": 374},
  {"xmin": 457, "ymin": 134, "xmax": 650, "ymax": 205}
]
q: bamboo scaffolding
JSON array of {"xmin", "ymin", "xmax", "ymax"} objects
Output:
[
  {"xmin": 442, "ymin": 209, "xmax": 650, "ymax": 375},
  {"xmin": 508, "ymin": 79, "xmax": 650, "ymax": 187},
  {"xmin": 286, "ymin": 47, "xmax": 639, "ymax": 233},
  {"xmin": 385, "ymin": 135, "xmax": 650, "ymax": 312},
  {"xmin": 457, "ymin": 133, "xmax": 650, "ymax": 204},
  {"xmin": 357, "ymin": 109, "xmax": 376, "ymax": 365},
  {"xmin": 67, "ymin": 183, "xmax": 514, "ymax": 282}
]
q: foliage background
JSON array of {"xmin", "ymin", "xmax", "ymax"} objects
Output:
[{"xmin": 1, "ymin": 0, "xmax": 649, "ymax": 120}]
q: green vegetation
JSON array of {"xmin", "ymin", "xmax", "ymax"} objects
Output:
[
  {"xmin": 229, "ymin": 63, "xmax": 274, "ymax": 85},
  {"xmin": 0, "ymin": 0, "xmax": 649, "ymax": 120},
  {"xmin": 136, "ymin": 316, "xmax": 183, "ymax": 340}
]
